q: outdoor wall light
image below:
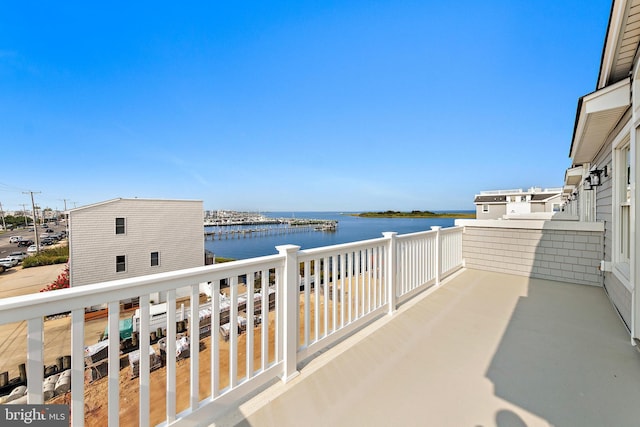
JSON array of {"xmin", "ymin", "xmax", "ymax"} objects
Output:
[
  {"xmin": 584, "ymin": 176, "xmax": 593, "ymax": 190},
  {"xmin": 589, "ymin": 168, "xmax": 604, "ymax": 187}
]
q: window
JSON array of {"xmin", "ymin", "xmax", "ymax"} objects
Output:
[
  {"xmin": 116, "ymin": 255, "xmax": 126, "ymax": 272},
  {"xmin": 619, "ymin": 145, "xmax": 631, "ymax": 264},
  {"xmin": 151, "ymin": 251, "xmax": 159, "ymax": 267},
  {"xmin": 115, "ymin": 217, "xmax": 126, "ymax": 235},
  {"xmin": 482, "ymin": 204, "xmax": 489, "ymax": 213},
  {"xmin": 613, "ymin": 135, "xmax": 631, "ymax": 284}
]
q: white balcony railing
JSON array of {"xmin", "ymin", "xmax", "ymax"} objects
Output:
[{"xmin": 0, "ymin": 226, "xmax": 463, "ymax": 426}]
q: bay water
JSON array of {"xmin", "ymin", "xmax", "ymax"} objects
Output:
[{"xmin": 205, "ymin": 211, "xmax": 472, "ymax": 260}]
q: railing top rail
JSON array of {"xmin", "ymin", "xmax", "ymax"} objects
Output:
[
  {"xmin": 395, "ymin": 229, "xmax": 438, "ymax": 241},
  {"xmin": 0, "ymin": 253, "xmax": 284, "ymax": 324},
  {"xmin": 298, "ymin": 236, "xmax": 388, "ymax": 259},
  {"xmin": 440, "ymin": 225, "xmax": 464, "ymax": 235}
]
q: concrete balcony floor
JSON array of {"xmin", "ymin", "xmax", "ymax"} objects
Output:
[{"xmin": 213, "ymin": 269, "xmax": 640, "ymax": 427}]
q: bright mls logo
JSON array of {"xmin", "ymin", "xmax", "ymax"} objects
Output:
[{"xmin": 2, "ymin": 405, "xmax": 67, "ymax": 426}]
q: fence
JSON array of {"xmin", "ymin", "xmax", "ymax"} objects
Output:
[{"xmin": 0, "ymin": 226, "xmax": 463, "ymax": 426}]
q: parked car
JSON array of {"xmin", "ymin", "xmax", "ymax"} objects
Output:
[
  {"xmin": 27, "ymin": 245, "xmax": 39, "ymax": 254},
  {"xmin": 17, "ymin": 239, "xmax": 34, "ymax": 247},
  {"xmin": 9, "ymin": 236, "xmax": 23, "ymax": 244},
  {"xmin": 40, "ymin": 238, "xmax": 55, "ymax": 246},
  {"xmin": 0, "ymin": 257, "xmax": 19, "ymax": 268},
  {"xmin": 45, "ymin": 229, "xmax": 54, "ymax": 233},
  {"xmin": 8, "ymin": 252, "xmax": 27, "ymax": 262}
]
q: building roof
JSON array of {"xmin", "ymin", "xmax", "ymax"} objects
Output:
[
  {"xmin": 67, "ymin": 198, "xmax": 202, "ymax": 213},
  {"xmin": 474, "ymin": 195, "xmax": 507, "ymax": 204},
  {"xmin": 530, "ymin": 193, "xmax": 560, "ymax": 202}
]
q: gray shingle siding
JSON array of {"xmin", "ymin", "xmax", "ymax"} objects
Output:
[{"xmin": 462, "ymin": 226, "xmax": 603, "ymax": 287}]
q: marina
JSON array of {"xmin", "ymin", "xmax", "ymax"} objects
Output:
[
  {"xmin": 204, "ymin": 212, "xmax": 337, "ymax": 241},
  {"xmin": 204, "ymin": 211, "xmax": 466, "ymax": 260}
]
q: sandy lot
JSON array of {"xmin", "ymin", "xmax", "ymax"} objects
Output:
[{"xmin": 1, "ymin": 263, "xmax": 354, "ymax": 426}]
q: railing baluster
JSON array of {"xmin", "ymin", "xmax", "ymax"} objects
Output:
[
  {"xmin": 139, "ymin": 294, "xmax": 150, "ymax": 427},
  {"xmin": 260, "ymin": 273, "xmax": 268, "ymax": 370},
  {"xmin": 211, "ymin": 282, "xmax": 220, "ymax": 398},
  {"xmin": 71, "ymin": 308, "xmax": 85, "ymax": 426},
  {"xmin": 304, "ymin": 261, "xmax": 310, "ymax": 347},
  {"xmin": 27, "ymin": 317, "xmax": 44, "ymax": 404},
  {"xmin": 332, "ymin": 254, "xmax": 338, "ymax": 333},
  {"xmin": 348, "ymin": 252, "xmax": 353, "ymax": 323},
  {"xmin": 166, "ymin": 290, "xmax": 177, "ymax": 423},
  {"xmin": 367, "ymin": 249, "xmax": 372, "ymax": 313},
  {"xmin": 190, "ymin": 284, "xmax": 199, "ymax": 410},
  {"xmin": 247, "ymin": 273, "xmax": 255, "ymax": 379},
  {"xmin": 230, "ymin": 276, "xmax": 238, "ymax": 388},
  {"xmin": 340, "ymin": 253, "xmax": 346, "ymax": 328},
  {"xmin": 323, "ymin": 256, "xmax": 329, "ymax": 337},
  {"xmin": 107, "ymin": 301, "xmax": 120, "ymax": 426},
  {"xmin": 355, "ymin": 251, "xmax": 360, "ymax": 319},
  {"xmin": 314, "ymin": 258, "xmax": 320, "ymax": 342}
]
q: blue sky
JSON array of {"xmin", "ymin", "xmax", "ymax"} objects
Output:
[{"xmin": 0, "ymin": 1, "xmax": 611, "ymax": 212}]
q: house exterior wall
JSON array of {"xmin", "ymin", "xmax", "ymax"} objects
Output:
[
  {"xmin": 531, "ymin": 203, "xmax": 546, "ymax": 213},
  {"xmin": 457, "ymin": 220, "xmax": 603, "ymax": 287},
  {"xmin": 475, "ymin": 204, "xmax": 506, "ymax": 220},
  {"xmin": 588, "ymin": 137, "xmax": 630, "ymax": 325},
  {"xmin": 475, "ymin": 191, "xmax": 561, "ymax": 220},
  {"xmin": 69, "ymin": 199, "xmax": 204, "ymax": 289}
]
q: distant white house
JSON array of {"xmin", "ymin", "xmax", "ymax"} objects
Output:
[
  {"xmin": 68, "ymin": 198, "xmax": 204, "ymax": 303},
  {"xmin": 473, "ymin": 187, "xmax": 563, "ymax": 220}
]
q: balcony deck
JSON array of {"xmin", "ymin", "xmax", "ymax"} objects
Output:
[{"xmin": 214, "ymin": 269, "xmax": 640, "ymax": 427}]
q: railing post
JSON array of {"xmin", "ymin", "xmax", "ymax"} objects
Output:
[
  {"xmin": 276, "ymin": 244, "xmax": 301, "ymax": 383},
  {"xmin": 383, "ymin": 232, "xmax": 398, "ymax": 315},
  {"xmin": 431, "ymin": 226, "xmax": 442, "ymax": 286}
]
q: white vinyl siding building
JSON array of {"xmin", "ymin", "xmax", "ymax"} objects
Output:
[
  {"xmin": 68, "ymin": 199, "xmax": 204, "ymax": 294},
  {"xmin": 474, "ymin": 188, "xmax": 562, "ymax": 220}
]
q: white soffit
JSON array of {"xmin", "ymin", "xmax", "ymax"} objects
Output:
[
  {"xmin": 564, "ymin": 166, "xmax": 583, "ymax": 186},
  {"xmin": 600, "ymin": 0, "xmax": 640, "ymax": 87},
  {"xmin": 571, "ymin": 77, "xmax": 630, "ymax": 164}
]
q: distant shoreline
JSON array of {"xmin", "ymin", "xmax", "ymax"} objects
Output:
[{"xmin": 350, "ymin": 210, "xmax": 476, "ymax": 219}]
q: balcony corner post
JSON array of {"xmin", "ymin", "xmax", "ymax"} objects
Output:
[
  {"xmin": 431, "ymin": 226, "xmax": 442, "ymax": 286},
  {"xmin": 276, "ymin": 244, "xmax": 301, "ymax": 383},
  {"xmin": 383, "ymin": 232, "xmax": 398, "ymax": 315}
]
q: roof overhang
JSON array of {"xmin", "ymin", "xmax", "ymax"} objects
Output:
[
  {"xmin": 569, "ymin": 77, "xmax": 630, "ymax": 164},
  {"xmin": 564, "ymin": 165, "xmax": 584, "ymax": 186}
]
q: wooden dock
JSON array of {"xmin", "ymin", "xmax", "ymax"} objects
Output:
[{"xmin": 204, "ymin": 220, "xmax": 337, "ymax": 241}]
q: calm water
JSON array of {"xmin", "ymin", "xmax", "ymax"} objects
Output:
[{"xmin": 205, "ymin": 211, "xmax": 471, "ymax": 260}]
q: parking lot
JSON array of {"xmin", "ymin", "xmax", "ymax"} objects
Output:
[{"xmin": 0, "ymin": 222, "xmax": 68, "ymax": 273}]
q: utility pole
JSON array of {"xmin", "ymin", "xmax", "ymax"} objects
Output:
[
  {"xmin": 0, "ymin": 201, "xmax": 6, "ymax": 231},
  {"xmin": 20, "ymin": 204, "xmax": 29, "ymax": 228},
  {"xmin": 23, "ymin": 191, "xmax": 41, "ymax": 253},
  {"xmin": 60, "ymin": 198, "xmax": 70, "ymax": 236}
]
